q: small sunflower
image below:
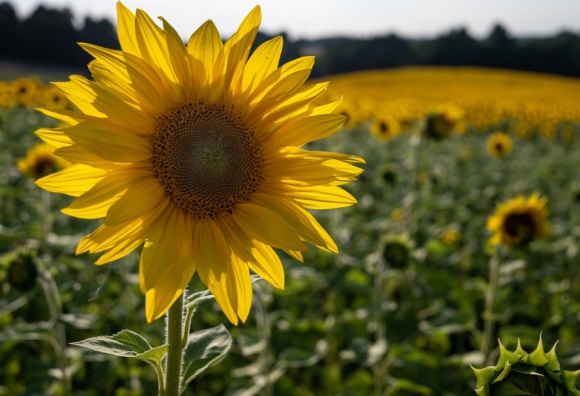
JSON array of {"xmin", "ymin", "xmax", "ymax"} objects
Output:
[
  {"xmin": 17, "ymin": 143, "xmax": 70, "ymax": 180},
  {"xmin": 487, "ymin": 193, "xmax": 549, "ymax": 248},
  {"xmin": 425, "ymin": 104, "xmax": 464, "ymax": 140},
  {"xmin": 35, "ymin": 3, "xmax": 364, "ymax": 324},
  {"xmin": 370, "ymin": 114, "xmax": 401, "ymax": 142},
  {"xmin": 40, "ymin": 85, "xmax": 70, "ymax": 109},
  {"xmin": 486, "ymin": 132, "xmax": 513, "ymax": 158},
  {"xmin": 13, "ymin": 77, "xmax": 41, "ymax": 108}
]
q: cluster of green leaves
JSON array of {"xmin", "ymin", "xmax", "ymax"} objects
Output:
[{"xmin": 0, "ymin": 106, "xmax": 578, "ymax": 395}]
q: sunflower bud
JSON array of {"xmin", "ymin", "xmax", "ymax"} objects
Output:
[
  {"xmin": 381, "ymin": 234, "xmax": 412, "ymax": 269},
  {"xmin": 472, "ymin": 336, "xmax": 580, "ymax": 395},
  {"xmin": 4, "ymin": 249, "xmax": 38, "ymax": 291}
]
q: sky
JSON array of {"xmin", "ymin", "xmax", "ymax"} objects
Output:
[{"xmin": 10, "ymin": 0, "xmax": 580, "ymax": 40}]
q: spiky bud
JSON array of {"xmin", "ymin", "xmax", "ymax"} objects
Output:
[{"xmin": 472, "ymin": 336, "xmax": 580, "ymax": 395}]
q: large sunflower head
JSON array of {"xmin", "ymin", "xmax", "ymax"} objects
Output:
[
  {"xmin": 35, "ymin": 3, "xmax": 364, "ymax": 324},
  {"xmin": 486, "ymin": 132, "xmax": 513, "ymax": 159},
  {"xmin": 486, "ymin": 193, "xmax": 550, "ymax": 249}
]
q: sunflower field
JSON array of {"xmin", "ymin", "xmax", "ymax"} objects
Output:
[{"xmin": 1, "ymin": 59, "xmax": 580, "ymax": 396}]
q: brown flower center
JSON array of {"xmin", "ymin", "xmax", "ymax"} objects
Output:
[
  {"xmin": 503, "ymin": 212, "xmax": 535, "ymax": 244},
  {"xmin": 151, "ymin": 101, "xmax": 263, "ymax": 219}
]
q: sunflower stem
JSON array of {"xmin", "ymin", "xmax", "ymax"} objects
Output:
[
  {"xmin": 39, "ymin": 264, "xmax": 71, "ymax": 395},
  {"xmin": 165, "ymin": 291, "xmax": 186, "ymax": 396},
  {"xmin": 481, "ymin": 248, "xmax": 501, "ymax": 363}
]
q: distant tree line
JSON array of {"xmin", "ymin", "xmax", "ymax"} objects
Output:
[{"xmin": 1, "ymin": 2, "xmax": 580, "ymax": 78}]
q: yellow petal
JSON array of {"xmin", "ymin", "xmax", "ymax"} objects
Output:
[
  {"xmin": 222, "ymin": 6, "xmax": 262, "ymax": 98},
  {"xmin": 80, "ymin": 43, "xmax": 163, "ymax": 114},
  {"xmin": 249, "ymin": 241, "xmax": 285, "ymax": 289},
  {"xmin": 35, "ymin": 127, "xmax": 74, "ymax": 149},
  {"xmin": 55, "ymin": 76, "xmax": 154, "ymax": 131},
  {"xmin": 187, "ymin": 20, "xmax": 222, "ymax": 96},
  {"xmin": 65, "ymin": 122, "xmax": 151, "ymax": 163},
  {"xmin": 135, "ymin": 9, "xmax": 181, "ymax": 93},
  {"xmin": 229, "ymin": 254, "xmax": 253, "ymax": 322},
  {"xmin": 144, "ymin": 231, "xmax": 196, "ymax": 322},
  {"xmin": 271, "ymin": 113, "xmax": 345, "ymax": 148},
  {"xmin": 116, "ymin": 2, "xmax": 140, "ymax": 56},
  {"xmin": 139, "ymin": 208, "xmax": 186, "ymax": 292},
  {"xmin": 252, "ymin": 193, "xmax": 338, "ymax": 253},
  {"xmin": 54, "ymin": 145, "xmax": 114, "ymax": 168},
  {"xmin": 62, "ymin": 168, "xmax": 148, "ymax": 219},
  {"xmin": 36, "ymin": 164, "xmax": 107, "ymax": 197},
  {"xmin": 194, "ymin": 219, "xmax": 239, "ymax": 325},
  {"xmin": 233, "ymin": 201, "xmax": 308, "ymax": 252},
  {"xmin": 242, "ymin": 36, "xmax": 282, "ymax": 94},
  {"xmin": 37, "ymin": 107, "xmax": 85, "ymax": 126},
  {"xmin": 284, "ymin": 184, "xmax": 357, "ymax": 209},
  {"xmin": 105, "ymin": 177, "xmax": 166, "ymax": 225}
]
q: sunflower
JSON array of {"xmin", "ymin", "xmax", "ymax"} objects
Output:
[
  {"xmin": 486, "ymin": 132, "xmax": 513, "ymax": 158},
  {"xmin": 40, "ymin": 85, "xmax": 70, "ymax": 109},
  {"xmin": 425, "ymin": 104, "xmax": 464, "ymax": 140},
  {"xmin": 13, "ymin": 77, "xmax": 41, "ymax": 108},
  {"xmin": 487, "ymin": 193, "xmax": 549, "ymax": 248},
  {"xmin": 35, "ymin": 3, "xmax": 364, "ymax": 324},
  {"xmin": 17, "ymin": 143, "xmax": 71, "ymax": 180},
  {"xmin": 370, "ymin": 114, "xmax": 401, "ymax": 142}
]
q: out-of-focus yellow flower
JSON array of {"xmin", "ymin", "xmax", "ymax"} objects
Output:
[
  {"xmin": 12, "ymin": 77, "xmax": 42, "ymax": 107},
  {"xmin": 425, "ymin": 104, "xmax": 464, "ymax": 140},
  {"xmin": 486, "ymin": 132, "xmax": 513, "ymax": 158},
  {"xmin": 370, "ymin": 114, "xmax": 401, "ymax": 141},
  {"xmin": 487, "ymin": 193, "xmax": 550, "ymax": 248},
  {"xmin": 40, "ymin": 85, "xmax": 69, "ymax": 109},
  {"xmin": 440, "ymin": 230, "xmax": 460, "ymax": 245},
  {"xmin": 17, "ymin": 143, "xmax": 70, "ymax": 180}
]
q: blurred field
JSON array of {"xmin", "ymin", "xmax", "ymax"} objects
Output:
[{"xmin": 1, "ymin": 67, "xmax": 579, "ymax": 395}]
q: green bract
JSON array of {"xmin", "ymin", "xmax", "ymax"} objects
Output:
[{"xmin": 472, "ymin": 336, "xmax": 580, "ymax": 395}]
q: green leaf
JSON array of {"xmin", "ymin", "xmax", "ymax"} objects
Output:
[
  {"xmin": 181, "ymin": 324, "xmax": 232, "ymax": 387},
  {"xmin": 135, "ymin": 344, "xmax": 169, "ymax": 367},
  {"xmin": 185, "ymin": 289, "xmax": 214, "ymax": 309},
  {"xmin": 278, "ymin": 340, "xmax": 328, "ymax": 368},
  {"xmin": 71, "ymin": 329, "xmax": 152, "ymax": 357}
]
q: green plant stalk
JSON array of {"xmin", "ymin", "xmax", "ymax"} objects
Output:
[
  {"xmin": 39, "ymin": 266, "xmax": 71, "ymax": 395},
  {"xmin": 481, "ymin": 249, "xmax": 500, "ymax": 363},
  {"xmin": 254, "ymin": 283, "xmax": 274, "ymax": 396},
  {"xmin": 165, "ymin": 291, "xmax": 186, "ymax": 396},
  {"xmin": 40, "ymin": 190, "xmax": 52, "ymax": 253},
  {"xmin": 373, "ymin": 256, "xmax": 387, "ymax": 396},
  {"xmin": 408, "ymin": 129, "xmax": 425, "ymax": 233}
]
